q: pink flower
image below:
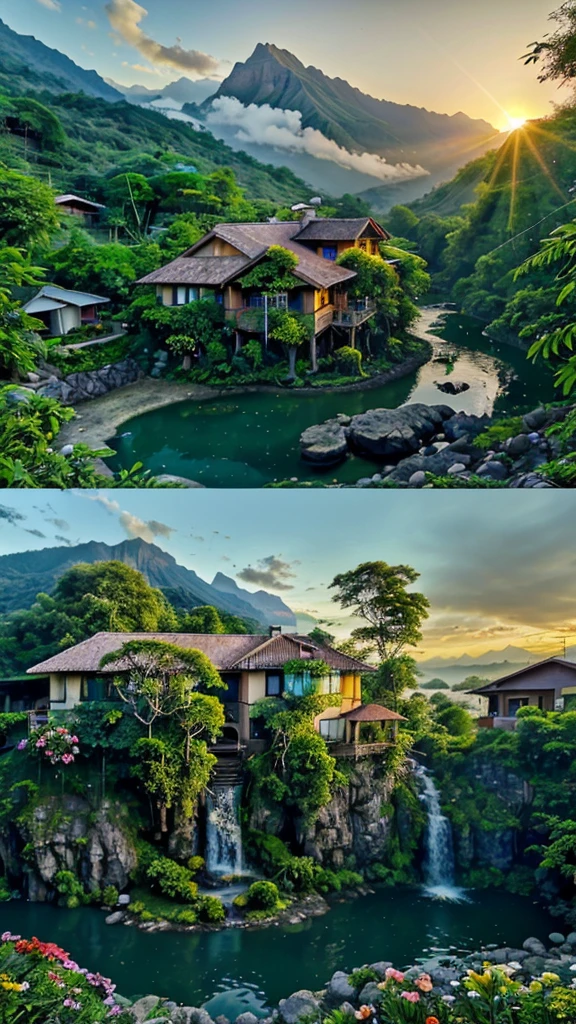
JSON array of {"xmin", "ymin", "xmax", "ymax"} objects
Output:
[
  {"xmin": 385, "ymin": 968, "xmax": 405, "ymax": 983},
  {"xmin": 400, "ymin": 991, "xmax": 420, "ymax": 1003},
  {"xmin": 1, "ymin": 932, "xmax": 20, "ymax": 942},
  {"xmin": 36, "ymin": 738, "xmax": 46, "ymax": 748},
  {"xmin": 17, "ymin": 740, "xmax": 28, "ymax": 750},
  {"xmin": 62, "ymin": 754, "xmax": 74, "ymax": 765},
  {"xmin": 108, "ymin": 1008, "xmax": 122, "ymax": 1017},
  {"xmin": 70, "ymin": 736, "xmax": 79, "ymax": 745},
  {"xmin": 45, "ymin": 750, "xmax": 53, "ymax": 758}
]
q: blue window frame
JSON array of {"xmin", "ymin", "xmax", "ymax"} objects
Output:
[{"xmin": 322, "ymin": 246, "xmax": 337, "ymax": 261}]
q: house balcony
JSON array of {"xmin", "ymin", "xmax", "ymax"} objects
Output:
[
  {"xmin": 477, "ymin": 716, "xmax": 518, "ymax": 731},
  {"xmin": 333, "ymin": 302, "xmax": 376, "ymax": 328},
  {"xmin": 330, "ymin": 740, "xmax": 392, "ymax": 760}
]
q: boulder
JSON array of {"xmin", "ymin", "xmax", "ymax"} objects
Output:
[
  {"xmin": 105, "ymin": 911, "xmax": 125, "ymax": 925},
  {"xmin": 507, "ymin": 434, "xmax": 532, "ymax": 457},
  {"xmin": 549, "ymin": 932, "xmax": 566, "ymax": 945},
  {"xmin": 131, "ymin": 996, "xmax": 161, "ymax": 1021},
  {"xmin": 443, "ymin": 412, "xmax": 492, "ymax": 441},
  {"xmin": 172, "ymin": 1009, "xmax": 215, "ymax": 1024},
  {"xmin": 300, "ymin": 420, "xmax": 348, "ymax": 465},
  {"xmin": 155, "ymin": 475, "xmax": 205, "ymax": 488},
  {"xmin": 435, "ymin": 379, "xmax": 470, "ymax": 395},
  {"xmin": 522, "ymin": 407, "xmax": 548, "ymax": 432},
  {"xmin": 347, "ymin": 403, "xmax": 454, "ymax": 459},
  {"xmin": 358, "ymin": 982, "xmax": 382, "ymax": 1005},
  {"xmin": 408, "ymin": 471, "xmax": 426, "ymax": 488},
  {"xmin": 476, "ymin": 460, "xmax": 509, "ymax": 481},
  {"xmin": 369, "ymin": 962, "xmax": 393, "ymax": 979},
  {"xmin": 277, "ymin": 991, "xmax": 320, "ymax": 1024},
  {"xmin": 523, "ymin": 937, "xmax": 548, "ymax": 958},
  {"xmin": 384, "ymin": 449, "xmax": 471, "ymax": 484},
  {"xmin": 235, "ymin": 1014, "xmax": 259, "ymax": 1024},
  {"xmin": 325, "ymin": 971, "xmax": 356, "ymax": 1005},
  {"xmin": 446, "ymin": 462, "xmax": 467, "ymax": 475}
]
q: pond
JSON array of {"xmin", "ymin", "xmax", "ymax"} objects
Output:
[
  {"xmin": 106, "ymin": 313, "xmax": 557, "ymax": 488},
  {"xmin": 1, "ymin": 888, "xmax": 557, "ymax": 1017}
]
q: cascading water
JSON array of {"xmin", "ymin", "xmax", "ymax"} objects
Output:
[
  {"xmin": 205, "ymin": 785, "xmax": 243, "ymax": 876},
  {"xmin": 413, "ymin": 762, "xmax": 468, "ymax": 902}
]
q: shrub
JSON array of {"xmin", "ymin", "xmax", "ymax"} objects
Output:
[
  {"xmin": 334, "ymin": 346, "xmax": 364, "ymax": 376},
  {"xmin": 175, "ymin": 908, "xmax": 198, "ymax": 925},
  {"xmin": 232, "ymin": 892, "xmax": 249, "ymax": 909},
  {"xmin": 187, "ymin": 856, "xmax": 205, "ymax": 876},
  {"xmin": 146, "ymin": 857, "xmax": 198, "ymax": 902},
  {"xmin": 473, "ymin": 416, "xmax": 524, "ymax": 450},
  {"xmin": 54, "ymin": 870, "xmax": 84, "ymax": 909},
  {"xmin": 102, "ymin": 885, "xmax": 119, "ymax": 907},
  {"xmin": 0, "ymin": 877, "xmax": 11, "ymax": 901},
  {"xmin": 197, "ymin": 895, "xmax": 226, "ymax": 923},
  {"xmin": 247, "ymin": 880, "xmax": 280, "ymax": 910},
  {"xmin": 129, "ymin": 900, "xmax": 146, "ymax": 915},
  {"xmin": 348, "ymin": 967, "xmax": 379, "ymax": 989}
]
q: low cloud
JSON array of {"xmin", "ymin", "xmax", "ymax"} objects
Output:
[
  {"xmin": 47, "ymin": 518, "xmax": 70, "ymax": 532},
  {"xmin": 105, "ymin": 0, "xmax": 219, "ymax": 75},
  {"xmin": 35, "ymin": 0, "xmax": 61, "ymax": 10},
  {"xmin": 91, "ymin": 495, "xmax": 174, "ymax": 544},
  {"xmin": 206, "ymin": 97, "xmax": 430, "ymax": 183},
  {"xmin": 237, "ymin": 555, "xmax": 297, "ymax": 592},
  {"xmin": 25, "ymin": 529, "xmax": 46, "ymax": 539}
]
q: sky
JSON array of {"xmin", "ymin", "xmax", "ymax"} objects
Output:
[
  {"xmin": 0, "ymin": 0, "xmax": 570, "ymax": 130},
  {"xmin": 0, "ymin": 490, "xmax": 575, "ymax": 663}
]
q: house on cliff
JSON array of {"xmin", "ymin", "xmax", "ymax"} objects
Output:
[
  {"xmin": 27, "ymin": 628, "xmax": 404, "ymax": 759},
  {"xmin": 137, "ymin": 212, "xmax": 390, "ymax": 368},
  {"xmin": 470, "ymin": 657, "xmax": 576, "ymax": 729}
]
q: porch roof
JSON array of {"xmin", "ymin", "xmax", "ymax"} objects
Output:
[
  {"xmin": 339, "ymin": 703, "xmax": 406, "ymax": 722},
  {"xmin": 468, "ymin": 657, "xmax": 576, "ymax": 694}
]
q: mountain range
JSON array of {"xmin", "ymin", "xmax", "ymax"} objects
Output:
[
  {"xmin": 108, "ymin": 76, "xmax": 219, "ymax": 107},
  {"xmin": 0, "ymin": 539, "xmax": 297, "ymax": 630},
  {"xmin": 416, "ymin": 645, "xmax": 576, "ymax": 688}
]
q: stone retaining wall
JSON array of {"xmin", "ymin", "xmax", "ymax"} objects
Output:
[{"xmin": 38, "ymin": 358, "xmax": 143, "ymax": 406}]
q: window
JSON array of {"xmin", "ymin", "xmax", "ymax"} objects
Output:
[
  {"xmin": 322, "ymin": 246, "xmax": 337, "ymax": 261},
  {"xmin": 80, "ymin": 677, "xmax": 117, "ymax": 701},
  {"xmin": 319, "ymin": 718, "xmax": 345, "ymax": 741},
  {"xmin": 220, "ymin": 674, "xmax": 240, "ymax": 702},
  {"xmin": 320, "ymin": 673, "xmax": 341, "ymax": 695},
  {"xmin": 52, "ymin": 675, "xmax": 66, "ymax": 703},
  {"xmin": 250, "ymin": 716, "xmax": 267, "ymax": 740},
  {"xmin": 266, "ymin": 672, "xmax": 283, "ymax": 696},
  {"xmin": 173, "ymin": 286, "xmax": 199, "ymax": 306},
  {"xmin": 248, "ymin": 293, "xmax": 288, "ymax": 309}
]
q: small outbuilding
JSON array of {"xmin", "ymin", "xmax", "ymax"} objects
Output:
[
  {"xmin": 55, "ymin": 194, "xmax": 106, "ymax": 227},
  {"xmin": 23, "ymin": 285, "xmax": 111, "ymax": 337}
]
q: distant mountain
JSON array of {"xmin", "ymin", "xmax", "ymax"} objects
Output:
[
  {"xmin": 0, "ymin": 18, "xmax": 123, "ymax": 101},
  {"xmin": 109, "ymin": 76, "xmax": 219, "ymax": 107},
  {"xmin": 211, "ymin": 572, "xmax": 297, "ymax": 628},
  {"xmin": 419, "ymin": 646, "xmax": 539, "ymax": 669},
  {"xmin": 203, "ymin": 42, "xmax": 498, "ymax": 202},
  {"xmin": 0, "ymin": 539, "xmax": 297, "ymax": 629}
]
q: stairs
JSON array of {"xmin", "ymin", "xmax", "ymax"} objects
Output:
[{"xmin": 212, "ymin": 754, "xmax": 244, "ymax": 787}]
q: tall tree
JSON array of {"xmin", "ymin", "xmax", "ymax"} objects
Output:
[
  {"xmin": 0, "ymin": 168, "xmax": 60, "ymax": 250},
  {"xmin": 329, "ymin": 562, "xmax": 429, "ymax": 708}
]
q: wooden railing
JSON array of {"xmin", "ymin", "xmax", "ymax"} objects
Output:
[
  {"xmin": 330, "ymin": 741, "xmax": 392, "ymax": 760},
  {"xmin": 333, "ymin": 304, "xmax": 376, "ymax": 327}
]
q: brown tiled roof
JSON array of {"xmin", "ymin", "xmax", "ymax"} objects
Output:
[
  {"xmin": 27, "ymin": 632, "xmax": 375, "ymax": 675},
  {"xmin": 140, "ymin": 255, "xmax": 250, "ymax": 287},
  {"xmin": 295, "ymin": 217, "xmax": 390, "ymax": 243},
  {"xmin": 138, "ymin": 220, "xmax": 357, "ymax": 291},
  {"xmin": 340, "ymin": 703, "xmax": 406, "ymax": 722}
]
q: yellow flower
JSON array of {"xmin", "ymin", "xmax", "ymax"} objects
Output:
[
  {"xmin": 540, "ymin": 973, "xmax": 561, "ymax": 986},
  {"xmin": 530, "ymin": 981, "xmax": 543, "ymax": 993}
]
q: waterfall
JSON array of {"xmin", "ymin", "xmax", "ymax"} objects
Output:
[
  {"xmin": 205, "ymin": 785, "xmax": 243, "ymax": 876},
  {"xmin": 413, "ymin": 762, "xmax": 468, "ymax": 902}
]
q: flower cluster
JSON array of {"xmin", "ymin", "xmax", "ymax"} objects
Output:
[
  {"xmin": 19, "ymin": 723, "xmax": 80, "ymax": 766},
  {"xmin": 0, "ymin": 933, "xmax": 131, "ymax": 1022},
  {"xmin": 345, "ymin": 960, "xmax": 576, "ymax": 1024}
]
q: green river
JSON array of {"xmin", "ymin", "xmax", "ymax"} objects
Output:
[
  {"xmin": 1, "ymin": 889, "xmax": 556, "ymax": 1016},
  {"xmin": 107, "ymin": 313, "xmax": 557, "ymax": 488}
]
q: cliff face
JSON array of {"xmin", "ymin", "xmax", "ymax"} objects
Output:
[{"xmin": 1, "ymin": 795, "xmax": 137, "ymax": 901}]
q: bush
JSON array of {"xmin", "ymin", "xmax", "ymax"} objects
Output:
[
  {"xmin": 0, "ymin": 877, "xmax": 11, "ymax": 901},
  {"xmin": 247, "ymin": 880, "xmax": 280, "ymax": 910},
  {"xmin": 187, "ymin": 856, "xmax": 205, "ymax": 875},
  {"xmin": 348, "ymin": 967, "xmax": 379, "ymax": 989},
  {"xmin": 129, "ymin": 900, "xmax": 146, "ymax": 915},
  {"xmin": 102, "ymin": 885, "xmax": 119, "ymax": 907},
  {"xmin": 54, "ymin": 870, "xmax": 84, "ymax": 909},
  {"xmin": 334, "ymin": 346, "xmax": 364, "ymax": 376},
  {"xmin": 197, "ymin": 895, "xmax": 226, "ymax": 923},
  {"xmin": 174, "ymin": 908, "xmax": 198, "ymax": 925},
  {"xmin": 146, "ymin": 857, "xmax": 198, "ymax": 902}
]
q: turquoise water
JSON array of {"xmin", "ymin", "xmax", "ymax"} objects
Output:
[
  {"xmin": 1, "ymin": 889, "xmax": 556, "ymax": 1016},
  {"xmin": 106, "ymin": 314, "xmax": 557, "ymax": 488}
]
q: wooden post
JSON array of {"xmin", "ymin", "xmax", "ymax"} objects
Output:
[
  {"xmin": 310, "ymin": 334, "xmax": 318, "ymax": 373},
  {"xmin": 350, "ymin": 326, "xmax": 357, "ymax": 349},
  {"xmin": 354, "ymin": 721, "xmax": 361, "ymax": 745}
]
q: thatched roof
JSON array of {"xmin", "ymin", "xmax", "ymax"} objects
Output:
[
  {"xmin": 28, "ymin": 632, "xmax": 375, "ymax": 676},
  {"xmin": 340, "ymin": 703, "xmax": 406, "ymax": 722}
]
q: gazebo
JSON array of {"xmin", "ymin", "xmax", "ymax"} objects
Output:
[{"xmin": 333, "ymin": 703, "xmax": 407, "ymax": 759}]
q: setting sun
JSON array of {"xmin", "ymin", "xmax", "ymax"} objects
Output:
[{"xmin": 503, "ymin": 114, "xmax": 528, "ymax": 132}]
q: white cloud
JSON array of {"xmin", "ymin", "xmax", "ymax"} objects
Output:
[
  {"xmin": 206, "ymin": 97, "xmax": 430, "ymax": 183},
  {"xmin": 90, "ymin": 495, "xmax": 175, "ymax": 544},
  {"xmin": 35, "ymin": 0, "xmax": 61, "ymax": 10},
  {"xmin": 105, "ymin": 0, "xmax": 219, "ymax": 75}
]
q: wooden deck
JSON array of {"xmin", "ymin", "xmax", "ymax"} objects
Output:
[{"xmin": 330, "ymin": 740, "xmax": 392, "ymax": 760}]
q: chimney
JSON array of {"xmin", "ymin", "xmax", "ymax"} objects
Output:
[
  {"xmin": 301, "ymin": 208, "xmax": 317, "ymax": 228},
  {"xmin": 269, "ymin": 625, "xmax": 282, "ymax": 637}
]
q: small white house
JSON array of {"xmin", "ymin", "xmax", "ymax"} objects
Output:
[{"xmin": 23, "ymin": 286, "xmax": 111, "ymax": 337}]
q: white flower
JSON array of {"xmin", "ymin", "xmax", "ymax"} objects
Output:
[
  {"xmin": 507, "ymin": 962, "xmax": 523, "ymax": 971},
  {"xmin": 570, "ymin": 964, "xmax": 576, "ymax": 971},
  {"xmin": 450, "ymin": 980, "xmax": 460, "ymax": 987},
  {"xmin": 441, "ymin": 995, "xmax": 455, "ymax": 1004},
  {"xmin": 468, "ymin": 991, "xmax": 481, "ymax": 999}
]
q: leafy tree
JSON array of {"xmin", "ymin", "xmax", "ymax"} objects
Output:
[
  {"xmin": 336, "ymin": 247, "xmax": 425, "ymax": 337},
  {"xmin": 0, "ymin": 562, "xmax": 178, "ymax": 676},
  {"xmin": 385, "ymin": 205, "xmax": 420, "ymax": 239},
  {"xmin": 452, "ymin": 675, "xmax": 490, "ymax": 692},
  {"xmin": 308, "ymin": 626, "xmax": 336, "ymax": 646},
  {"xmin": 105, "ymin": 173, "xmax": 156, "ymax": 240},
  {"xmin": 100, "ymin": 638, "xmax": 224, "ymax": 738},
  {"xmin": 522, "ymin": 1, "xmax": 576, "ymax": 82},
  {"xmin": 248, "ymin": 693, "xmax": 344, "ymax": 821},
  {"xmin": 0, "ymin": 167, "xmax": 60, "ymax": 249},
  {"xmin": 44, "ymin": 229, "xmax": 162, "ymax": 308},
  {"xmin": 363, "ymin": 654, "xmax": 420, "ymax": 706},
  {"xmin": 177, "ymin": 604, "xmax": 255, "ymax": 634},
  {"xmin": 159, "ymin": 213, "xmax": 204, "ymax": 259},
  {"xmin": 0, "ymin": 249, "xmax": 47, "ymax": 380},
  {"xmin": 435, "ymin": 701, "xmax": 475, "ymax": 737},
  {"xmin": 420, "ymin": 677, "xmax": 450, "ymax": 689},
  {"xmin": 329, "ymin": 562, "xmax": 430, "ymax": 707},
  {"xmin": 7, "ymin": 97, "xmax": 66, "ymax": 152},
  {"xmin": 268, "ymin": 309, "xmax": 313, "ymax": 379}
]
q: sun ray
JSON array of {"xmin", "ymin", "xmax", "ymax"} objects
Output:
[
  {"xmin": 487, "ymin": 133, "xmax": 514, "ymax": 190},
  {"xmin": 522, "ymin": 130, "xmax": 567, "ymax": 201},
  {"xmin": 529, "ymin": 122, "xmax": 576, "ymax": 155},
  {"xmin": 507, "ymin": 130, "xmax": 521, "ymax": 233}
]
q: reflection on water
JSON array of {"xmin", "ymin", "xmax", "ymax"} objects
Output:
[
  {"xmin": 107, "ymin": 313, "xmax": 557, "ymax": 488},
  {"xmin": 2, "ymin": 888, "xmax": 556, "ymax": 1016}
]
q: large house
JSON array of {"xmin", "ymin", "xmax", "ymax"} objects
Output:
[
  {"xmin": 23, "ymin": 285, "xmax": 111, "ymax": 337},
  {"xmin": 138, "ymin": 212, "xmax": 390, "ymax": 368},
  {"xmin": 471, "ymin": 657, "xmax": 576, "ymax": 729},
  {"xmin": 27, "ymin": 628, "xmax": 404, "ymax": 758}
]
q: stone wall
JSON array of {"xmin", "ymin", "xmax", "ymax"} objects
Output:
[{"xmin": 38, "ymin": 358, "xmax": 143, "ymax": 405}]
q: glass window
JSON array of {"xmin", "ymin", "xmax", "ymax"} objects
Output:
[
  {"xmin": 320, "ymin": 673, "xmax": 341, "ymax": 695},
  {"xmin": 52, "ymin": 675, "xmax": 66, "ymax": 703},
  {"xmin": 266, "ymin": 673, "xmax": 282, "ymax": 696},
  {"xmin": 319, "ymin": 718, "xmax": 345, "ymax": 741},
  {"xmin": 220, "ymin": 674, "xmax": 240, "ymax": 701},
  {"xmin": 323, "ymin": 246, "xmax": 337, "ymax": 261}
]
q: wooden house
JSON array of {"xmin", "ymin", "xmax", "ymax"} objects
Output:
[
  {"xmin": 138, "ymin": 213, "xmax": 390, "ymax": 368},
  {"xmin": 470, "ymin": 657, "xmax": 576, "ymax": 729},
  {"xmin": 27, "ymin": 629, "xmax": 399, "ymax": 759},
  {"xmin": 55, "ymin": 194, "xmax": 106, "ymax": 227},
  {"xmin": 23, "ymin": 285, "xmax": 111, "ymax": 337}
]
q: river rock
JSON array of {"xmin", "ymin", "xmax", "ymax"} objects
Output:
[
  {"xmin": 131, "ymin": 996, "xmax": 161, "ymax": 1021},
  {"xmin": 443, "ymin": 412, "xmax": 492, "ymax": 441},
  {"xmin": 523, "ymin": 937, "xmax": 549, "ymax": 957},
  {"xmin": 235, "ymin": 1013, "xmax": 259, "ymax": 1024},
  {"xmin": 382, "ymin": 449, "xmax": 471, "ymax": 484},
  {"xmin": 522, "ymin": 407, "xmax": 548, "ymax": 432},
  {"xmin": 446, "ymin": 462, "xmax": 467, "ymax": 475},
  {"xmin": 326, "ymin": 971, "xmax": 356, "ymax": 1005},
  {"xmin": 435, "ymin": 380, "xmax": 470, "ymax": 395},
  {"xmin": 522, "ymin": 955, "xmax": 546, "ymax": 977},
  {"xmin": 155, "ymin": 474, "xmax": 205, "ymax": 488},
  {"xmin": 105, "ymin": 910, "xmax": 125, "ymax": 925},
  {"xmin": 300, "ymin": 420, "xmax": 348, "ymax": 464},
  {"xmin": 476, "ymin": 460, "xmax": 509, "ymax": 481},
  {"xmin": 408, "ymin": 471, "xmax": 426, "ymax": 487},
  {"xmin": 347, "ymin": 403, "xmax": 454, "ymax": 459},
  {"xmin": 358, "ymin": 982, "xmax": 382, "ymax": 1004},
  {"xmin": 278, "ymin": 991, "xmax": 320, "ymax": 1024},
  {"xmin": 508, "ymin": 434, "xmax": 532, "ymax": 456},
  {"xmin": 567, "ymin": 932, "xmax": 576, "ymax": 945},
  {"xmin": 549, "ymin": 932, "xmax": 566, "ymax": 945},
  {"xmin": 369, "ymin": 962, "xmax": 393, "ymax": 979},
  {"xmin": 172, "ymin": 1009, "xmax": 215, "ymax": 1024}
]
